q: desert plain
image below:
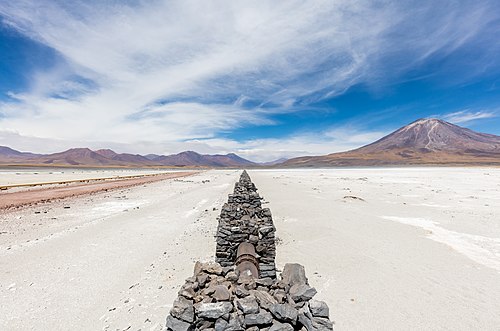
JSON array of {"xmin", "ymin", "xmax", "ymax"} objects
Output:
[{"xmin": 0, "ymin": 167, "xmax": 499, "ymax": 330}]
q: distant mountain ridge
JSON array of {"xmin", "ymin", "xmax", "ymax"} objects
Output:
[
  {"xmin": 0, "ymin": 147, "xmax": 257, "ymax": 168},
  {"xmin": 2, "ymin": 118, "xmax": 499, "ymax": 168},
  {"xmin": 281, "ymin": 118, "xmax": 500, "ymax": 166}
]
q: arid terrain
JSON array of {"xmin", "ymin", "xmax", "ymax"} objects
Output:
[
  {"xmin": 283, "ymin": 119, "xmax": 500, "ymax": 166},
  {"xmin": 1, "ymin": 168, "xmax": 499, "ymax": 330}
]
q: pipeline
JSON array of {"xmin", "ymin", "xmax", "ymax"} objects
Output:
[{"xmin": 235, "ymin": 242, "xmax": 259, "ymax": 278}]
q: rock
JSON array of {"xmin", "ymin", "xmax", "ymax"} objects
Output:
[
  {"xmin": 249, "ymin": 289, "xmax": 278, "ymax": 310},
  {"xmin": 196, "ymin": 302, "xmax": 233, "ymax": 319},
  {"xmin": 289, "ymin": 284, "xmax": 317, "ymax": 302},
  {"xmin": 270, "ymin": 303, "xmax": 298, "ymax": 324},
  {"xmin": 235, "ymin": 285, "xmax": 249, "ymax": 297},
  {"xmin": 298, "ymin": 311, "xmax": 313, "ymax": 331},
  {"xmin": 203, "ymin": 263, "xmax": 223, "ymax": 275},
  {"xmin": 312, "ymin": 317, "xmax": 334, "ymax": 330},
  {"xmin": 194, "ymin": 261, "xmax": 203, "ymax": 276},
  {"xmin": 170, "ymin": 296, "xmax": 194, "ymax": 322},
  {"xmin": 222, "ymin": 266, "xmax": 233, "ymax": 275},
  {"xmin": 226, "ymin": 271, "xmax": 238, "ymax": 282},
  {"xmin": 225, "ymin": 312, "xmax": 244, "ymax": 331},
  {"xmin": 244, "ymin": 311, "xmax": 273, "ymax": 326},
  {"xmin": 196, "ymin": 319, "xmax": 214, "ymax": 330},
  {"xmin": 309, "ymin": 300, "xmax": 329, "ymax": 318},
  {"xmin": 249, "ymin": 234, "xmax": 259, "ymax": 243},
  {"xmin": 213, "ymin": 285, "xmax": 231, "ymax": 301},
  {"xmin": 166, "ymin": 315, "xmax": 191, "ymax": 331},
  {"xmin": 203, "ymin": 285, "xmax": 217, "ymax": 296},
  {"xmin": 297, "ymin": 302, "xmax": 333, "ymax": 330},
  {"xmin": 215, "ymin": 318, "xmax": 228, "ymax": 331},
  {"xmin": 235, "ymin": 296, "xmax": 259, "ymax": 314},
  {"xmin": 269, "ymin": 321, "xmax": 294, "ymax": 331},
  {"xmin": 247, "ymin": 327, "xmax": 259, "ymax": 331},
  {"xmin": 197, "ymin": 273, "xmax": 209, "ymax": 287},
  {"xmin": 259, "ymin": 226, "xmax": 275, "ymax": 236},
  {"xmin": 179, "ymin": 283, "xmax": 197, "ymax": 299},
  {"xmin": 281, "ymin": 264, "xmax": 308, "ymax": 287},
  {"xmin": 256, "ymin": 277, "xmax": 274, "ymax": 287},
  {"xmin": 273, "ymin": 289, "xmax": 287, "ymax": 303}
]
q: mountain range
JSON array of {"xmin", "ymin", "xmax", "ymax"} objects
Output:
[
  {"xmin": 0, "ymin": 147, "xmax": 257, "ymax": 168},
  {"xmin": 1, "ymin": 118, "xmax": 499, "ymax": 167}
]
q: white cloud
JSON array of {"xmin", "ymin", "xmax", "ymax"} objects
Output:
[
  {"xmin": 0, "ymin": 0, "xmax": 498, "ymax": 157},
  {"xmin": 183, "ymin": 126, "xmax": 388, "ymax": 162},
  {"xmin": 441, "ymin": 110, "xmax": 497, "ymax": 124}
]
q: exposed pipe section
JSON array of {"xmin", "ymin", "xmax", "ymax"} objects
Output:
[{"xmin": 235, "ymin": 242, "xmax": 259, "ymax": 278}]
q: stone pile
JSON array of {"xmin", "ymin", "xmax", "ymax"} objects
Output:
[
  {"xmin": 166, "ymin": 261, "xmax": 333, "ymax": 331},
  {"xmin": 215, "ymin": 171, "xmax": 276, "ymax": 279},
  {"xmin": 166, "ymin": 170, "xmax": 334, "ymax": 330}
]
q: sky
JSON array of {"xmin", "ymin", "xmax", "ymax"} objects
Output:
[{"xmin": 0, "ymin": 0, "xmax": 499, "ymax": 162}]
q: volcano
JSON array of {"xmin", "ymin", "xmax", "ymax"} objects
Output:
[{"xmin": 282, "ymin": 118, "xmax": 500, "ymax": 166}]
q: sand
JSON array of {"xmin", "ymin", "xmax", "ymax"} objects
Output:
[
  {"xmin": 0, "ymin": 170, "xmax": 240, "ymax": 330},
  {"xmin": 0, "ymin": 168, "xmax": 183, "ymax": 187},
  {"xmin": 249, "ymin": 168, "xmax": 500, "ymax": 330},
  {"xmin": 1, "ymin": 167, "xmax": 499, "ymax": 330}
]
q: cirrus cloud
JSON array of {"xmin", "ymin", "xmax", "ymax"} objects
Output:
[{"xmin": 0, "ymin": 0, "xmax": 498, "ymax": 159}]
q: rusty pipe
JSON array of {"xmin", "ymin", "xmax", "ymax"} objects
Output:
[{"xmin": 235, "ymin": 242, "xmax": 259, "ymax": 278}]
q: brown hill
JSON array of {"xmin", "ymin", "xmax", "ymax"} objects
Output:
[
  {"xmin": 153, "ymin": 151, "xmax": 256, "ymax": 167},
  {"xmin": 95, "ymin": 149, "xmax": 153, "ymax": 165},
  {"xmin": 0, "ymin": 147, "xmax": 256, "ymax": 168},
  {"xmin": 282, "ymin": 118, "xmax": 500, "ymax": 167}
]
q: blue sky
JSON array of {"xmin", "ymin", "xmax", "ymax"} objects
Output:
[{"xmin": 0, "ymin": 0, "xmax": 499, "ymax": 162}]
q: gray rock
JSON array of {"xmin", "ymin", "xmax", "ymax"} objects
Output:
[
  {"xmin": 249, "ymin": 235, "xmax": 259, "ymax": 243},
  {"xmin": 269, "ymin": 321, "xmax": 294, "ymax": 331},
  {"xmin": 222, "ymin": 266, "xmax": 233, "ymax": 276},
  {"xmin": 203, "ymin": 262, "xmax": 223, "ymax": 275},
  {"xmin": 166, "ymin": 315, "xmax": 191, "ymax": 331},
  {"xmin": 249, "ymin": 289, "xmax": 278, "ymax": 310},
  {"xmin": 281, "ymin": 264, "xmax": 307, "ymax": 287},
  {"xmin": 196, "ymin": 302, "xmax": 233, "ymax": 319},
  {"xmin": 226, "ymin": 271, "xmax": 238, "ymax": 282},
  {"xmin": 179, "ymin": 283, "xmax": 197, "ymax": 299},
  {"xmin": 170, "ymin": 296, "xmax": 194, "ymax": 322},
  {"xmin": 235, "ymin": 296, "xmax": 259, "ymax": 314},
  {"xmin": 213, "ymin": 285, "xmax": 231, "ymax": 301},
  {"xmin": 203, "ymin": 285, "xmax": 217, "ymax": 296},
  {"xmin": 312, "ymin": 317, "xmax": 334, "ymax": 330},
  {"xmin": 244, "ymin": 311, "xmax": 273, "ymax": 326},
  {"xmin": 256, "ymin": 277, "xmax": 274, "ymax": 287},
  {"xmin": 196, "ymin": 319, "xmax": 214, "ymax": 330},
  {"xmin": 289, "ymin": 284, "xmax": 317, "ymax": 302},
  {"xmin": 215, "ymin": 318, "xmax": 228, "ymax": 331},
  {"xmin": 193, "ymin": 261, "xmax": 203, "ymax": 276},
  {"xmin": 259, "ymin": 226, "xmax": 275, "ymax": 236},
  {"xmin": 270, "ymin": 303, "xmax": 298, "ymax": 324},
  {"xmin": 197, "ymin": 273, "xmax": 209, "ymax": 287},
  {"xmin": 273, "ymin": 289, "xmax": 287, "ymax": 303},
  {"xmin": 225, "ymin": 312, "xmax": 244, "ymax": 331},
  {"xmin": 235, "ymin": 285, "xmax": 250, "ymax": 297},
  {"xmin": 309, "ymin": 300, "xmax": 329, "ymax": 318},
  {"xmin": 297, "ymin": 302, "xmax": 313, "ymax": 330},
  {"xmin": 298, "ymin": 312, "xmax": 313, "ymax": 331}
]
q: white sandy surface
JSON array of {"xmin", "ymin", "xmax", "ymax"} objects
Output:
[
  {"xmin": 1, "ymin": 167, "xmax": 499, "ymax": 330},
  {"xmin": 0, "ymin": 168, "xmax": 181, "ymax": 187},
  {"xmin": 249, "ymin": 168, "xmax": 500, "ymax": 330},
  {"xmin": 0, "ymin": 170, "xmax": 239, "ymax": 330}
]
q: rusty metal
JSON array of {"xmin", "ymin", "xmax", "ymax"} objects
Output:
[{"xmin": 235, "ymin": 242, "xmax": 259, "ymax": 278}]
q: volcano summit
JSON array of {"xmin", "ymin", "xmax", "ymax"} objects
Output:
[{"xmin": 282, "ymin": 119, "xmax": 500, "ymax": 166}]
